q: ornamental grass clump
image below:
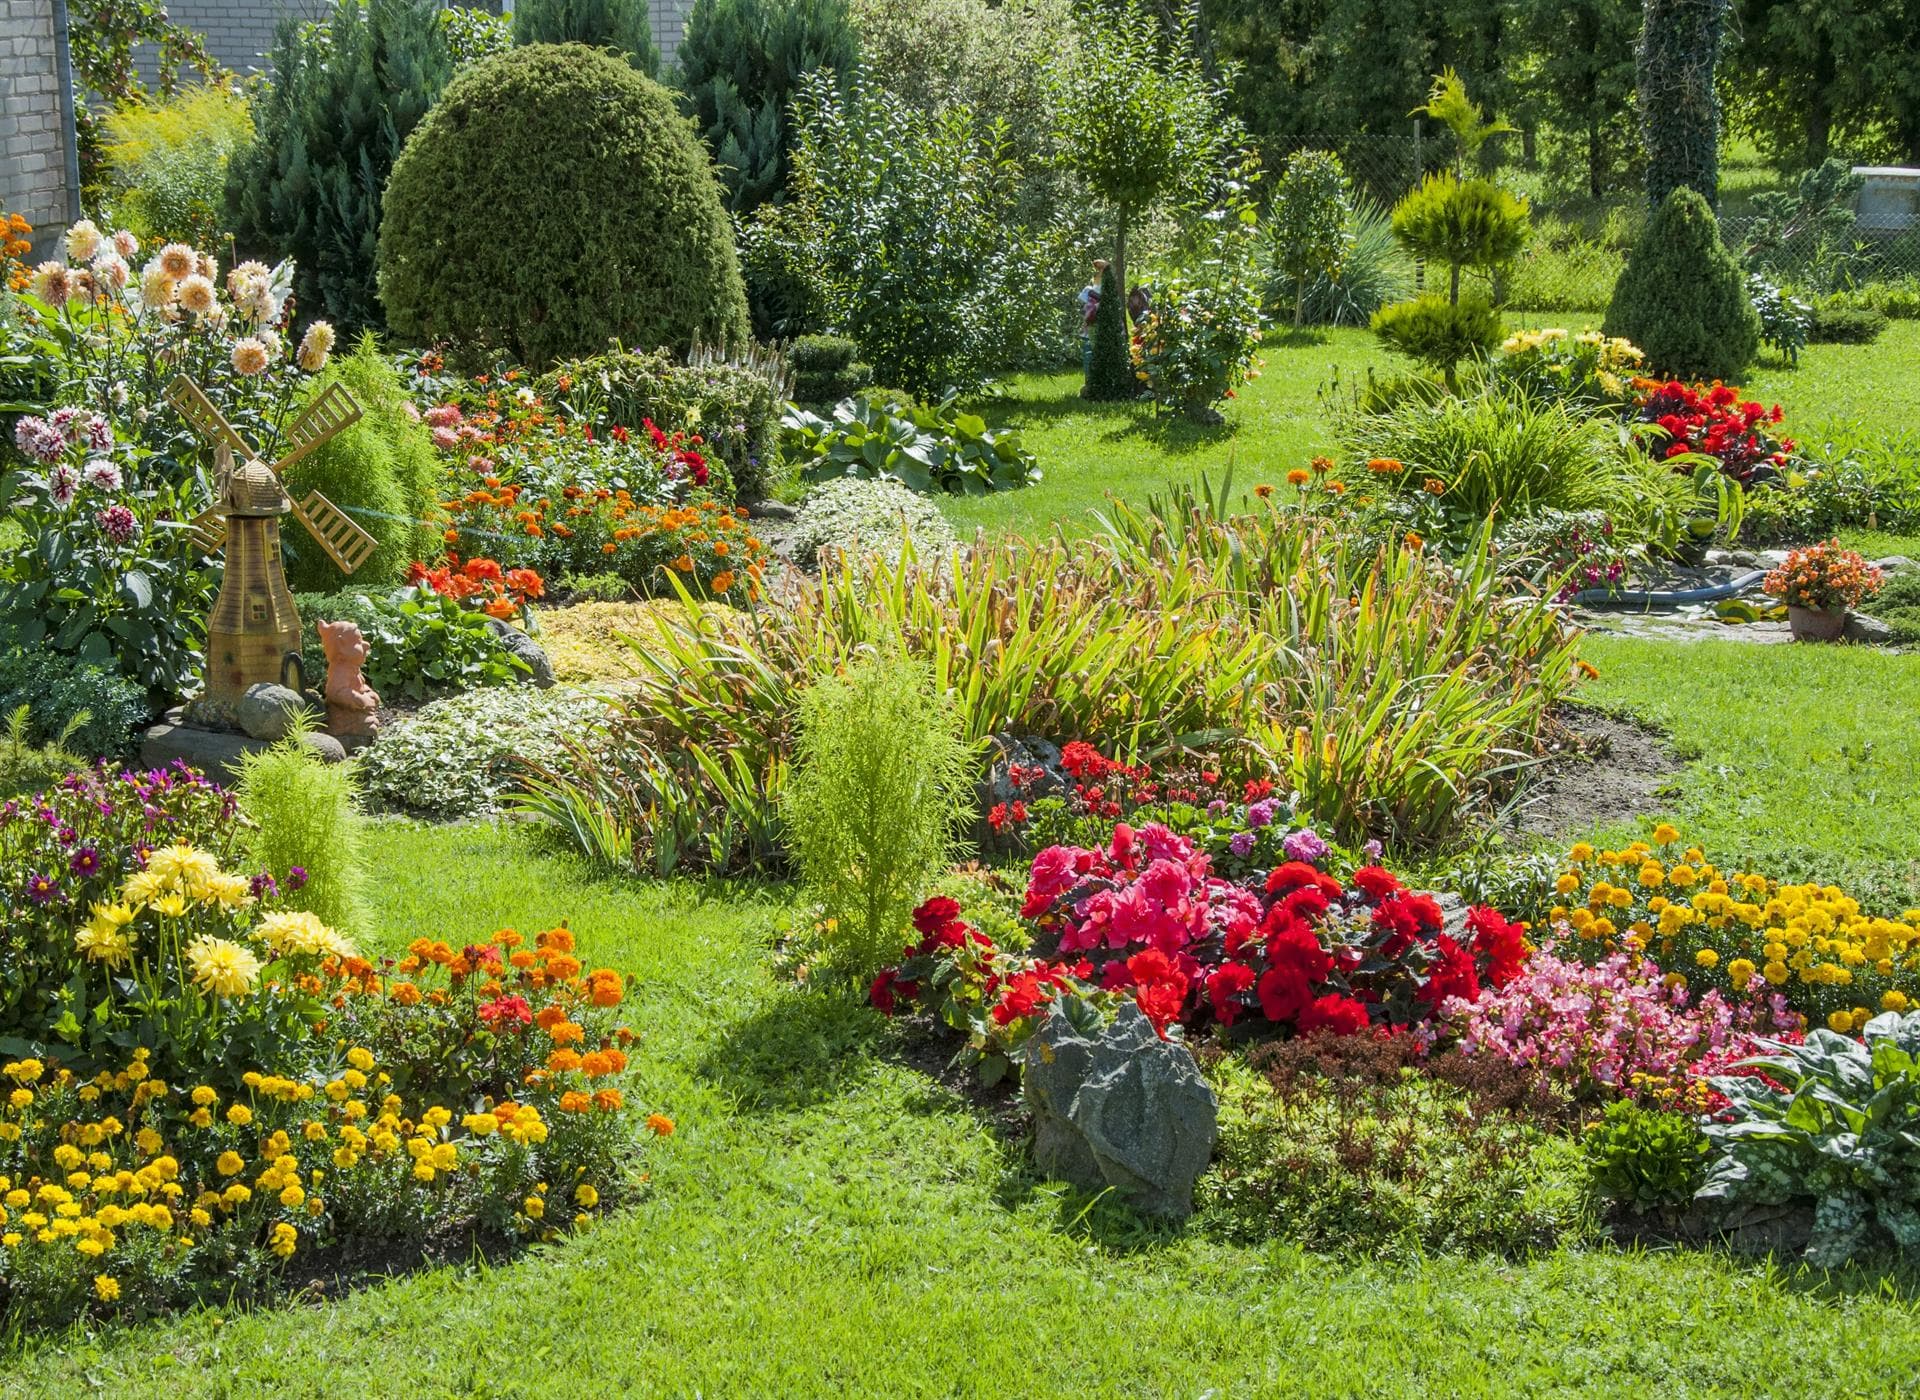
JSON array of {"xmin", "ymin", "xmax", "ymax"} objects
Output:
[{"xmin": 781, "ymin": 651, "xmax": 977, "ymax": 981}]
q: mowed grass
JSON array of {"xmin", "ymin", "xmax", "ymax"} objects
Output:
[
  {"xmin": 6, "ymin": 818, "xmax": 1919, "ymax": 1397},
  {"xmin": 1578, "ymin": 635, "xmax": 1920, "ymax": 906},
  {"xmin": 947, "ymin": 322, "xmax": 1920, "ymax": 540}
]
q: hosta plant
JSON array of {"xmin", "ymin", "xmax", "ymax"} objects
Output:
[
  {"xmin": 1702, "ymin": 1012, "xmax": 1920, "ymax": 1265},
  {"xmin": 780, "ymin": 393, "xmax": 1040, "ymax": 495}
]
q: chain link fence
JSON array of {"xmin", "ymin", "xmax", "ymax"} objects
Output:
[{"xmin": 1266, "ymin": 129, "xmax": 1920, "ymax": 315}]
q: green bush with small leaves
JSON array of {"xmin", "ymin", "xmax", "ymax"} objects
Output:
[
  {"xmin": 379, "ymin": 44, "xmax": 750, "ymax": 370},
  {"xmin": 234, "ymin": 728, "xmax": 369, "ymax": 938},
  {"xmin": 1604, "ymin": 186, "xmax": 1759, "ymax": 382},
  {"xmin": 0, "ymin": 649, "xmax": 147, "ymax": 759}
]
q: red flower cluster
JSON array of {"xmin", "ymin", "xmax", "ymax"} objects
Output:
[
  {"xmin": 1017, "ymin": 743, "xmax": 1234, "ymax": 826},
  {"xmin": 1021, "ymin": 824, "xmax": 1530, "ymax": 1039},
  {"xmin": 1633, "ymin": 378, "xmax": 1792, "ymax": 484},
  {"xmin": 870, "ymin": 897, "xmax": 1091, "ymax": 1035},
  {"xmin": 405, "ymin": 555, "xmax": 545, "ymax": 620}
]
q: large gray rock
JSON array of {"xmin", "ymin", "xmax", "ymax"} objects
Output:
[
  {"xmin": 1873, "ymin": 555, "xmax": 1914, "ymax": 574},
  {"xmin": 484, "ymin": 617, "xmax": 556, "ymax": 688},
  {"xmin": 1023, "ymin": 1002, "xmax": 1217, "ymax": 1218},
  {"xmin": 1844, "ymin": 611, "xmax": 1897, "ymax": 645},
  {"xmin": 234, "ymin": 683, "xmax": 309, "ymax": 741},
  {"xmin": 142, "ymin": 712, "xmax": 346, "ymax": 783}
]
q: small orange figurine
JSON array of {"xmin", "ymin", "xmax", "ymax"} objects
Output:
[{"xmin": 318, "ymin": 619, "xmax": 380, "ymax": 739}]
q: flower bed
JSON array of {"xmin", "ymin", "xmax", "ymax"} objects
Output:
[
  {"xmin": 0, "ymin": 765, "xmax": 664, "ymax": 1327},
  {"xmin": 1630, "ymin": 378, "xmax": 1792, "ymax": 485},
  {"xmin": 1547, "ymin": 827, "xmax": 1920, "ymax": 1027}
]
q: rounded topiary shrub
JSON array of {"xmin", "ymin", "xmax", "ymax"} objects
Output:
[
  {"xmin": 1603, "ymin": 187, "xmax": 1759, "ymax": 382},
  {"xmin": 378, "ymin": 43, "xmax": 751, "ymax": 370}
]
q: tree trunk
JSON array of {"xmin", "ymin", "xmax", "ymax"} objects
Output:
[
  {"xmin": 1449, "ymin": 261, "xmax": 1461, "ymax": 308},
  {"xmin": 1588, "ymin": 118, "xmax": 1605, "ymax": 201},
  {"xmin": 1115, "ymin": 203, "xmax": 1131, "ymax": 327}
]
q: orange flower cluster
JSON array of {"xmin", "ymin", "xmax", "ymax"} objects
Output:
[
  {"xmin": 1763, "ymin": 539, "xmax": 1883, "ymax": 613},
  {"xmin": 405, "ymin": 554, "xmax": 544, "ymax": 621},
  {"xmin": 2, "ymin": 211, "xmax": 30, "ymax": 291}
]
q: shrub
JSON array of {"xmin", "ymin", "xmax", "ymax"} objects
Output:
[
  {"xmin": 227, "ymin": 0, "xmax": 452, "ymax": 333},
  {"xmin": 780, "ymin": 651, "xmax": 976, "ymax": 981},
  {"xmin": 0, "ymin": 650, "xmax": 147, "ymax": 759},
  {"xmin": 281, "ymin": 335, "xmax": 441, "ymax": 591},
  {"xmin": 1702, "ymin": 1013, "xmax": 1920, "ymax": 1265},
  {"xmin": 1265, "ymin": 150, "xmax": 1354, "ymax": 327},
  {"xmin": 532, "ymin": 347, "xmax": 780, "ymax": 502},
  {"xmin": 787, "ymin": 334, "xmax": 872, "ymax": 406},
  {"xmin": 101, "ymin": 84, "xmax": 253, "ymax": 247},
  {"xmin": 1281, "ymin": 198, "xmax": 1411, "ymax": 328},
  {"xmin": 790, "ymin": 477, "xmax": 956, "ymax": 570},
  {"xmin": 675, "ymin": 0, "xmax": 857, "ymax": 211},
  {"xmin": 1871, "ymin": 570, "xmax": 1920, "ymax": 643},
  {"xmin": 1583, "ymin": 1100, "xmax": 1710, "ymax": 1211},
  {"xmin": 1747, "ymin": 273, "xmax": 1811, "ymax": 363},
  {"xmin": 234, "ymin": 730, "xmax": 368, "ymax": 938},
  {"xmin": 1203, "ymin": 1056, "xmax": 1587, "ymax": 1256},
  {"xmin": 1370, "ymin": 293, "xmax": 1503, "ymax": 391},
  {"xmin": 1808, "ymin": 300, "xmax": 1888, "ymax": 344},
  {"xmin": 1083, "ymin": 260, "xmax": 1133, "ymax": 401},
  {"xmin": 511, "ymin": 0, "xmax": 658, "ymax": 71},
  {"xmin": 1134, "ymin": 203, "xmax": 1266, "ymax": 421},
  {"xmin": 750, "ymin": 71, "xmax": 1055, "ymax": 397},
  {"xmin": 1604, "ymin": 187, "xmax": 1760, "ymax": 382},
  {"xmin": 356, "ymin": 686, "xmax": 612, "ymax": 818},
  {"xmin": 781, "ymin": 394, "xmax": 1041, "ymax": 494},
  {"xmin": 379, "ymin": 44, "xmax": 751, "ymax": 370},
  {"xmin": 0, "ymin": 706, "xmax": 90, "ymax": 799}
]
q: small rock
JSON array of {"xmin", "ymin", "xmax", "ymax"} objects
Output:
[
  {"xmin": 1843, "ymin": 612, "xmax": 1896, "ymax": 645},
  {"xmin": 142, "ymin": 720, "xmax": 345, "ymax": 783},
  {"xmin": 1023, "ymin": 1002, "xmax": 1218, "ymax": 1219},
  {"xmin": 234, "ymin": 683, "xmax": 308, "ymax": 741},
  {"xmin": 484, "ymin": 618, "xmax": 556, "ymax": 688}
]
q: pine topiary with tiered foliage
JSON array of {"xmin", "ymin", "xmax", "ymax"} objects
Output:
[{"xmin": 1604, "ymin": 186, "xmax": 1759, "ymax": 382}]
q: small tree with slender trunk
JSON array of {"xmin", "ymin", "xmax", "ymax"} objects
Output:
[{"xmin": 1051, "ymin": 0, "xmax": 1223, "ymax": 400}]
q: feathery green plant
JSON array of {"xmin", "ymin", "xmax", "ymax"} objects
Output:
[{"xmin": 234, "ymin": 722, "xmax": 368, "ymax": 937}]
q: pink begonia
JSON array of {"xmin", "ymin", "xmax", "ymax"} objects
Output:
[{"xmin": 1442, "ymin": 941, "xmax": 1793, "ymax": 1095}]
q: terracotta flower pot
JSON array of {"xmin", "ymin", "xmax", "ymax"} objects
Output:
[{"xmin": 1787, "ymin": 603, "xmax": 1848, "ymax": 642}]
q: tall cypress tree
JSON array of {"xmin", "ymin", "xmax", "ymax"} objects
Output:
[
  {"xmin": 512, "ymin": 0, "xmax": 660, "ymax": 73},
  {"xmin": 1638, "ymin": 0, "xmax": 1728, "ymax": 209},
  {"xmin": 227, "ymin": 0, "xmax": 451, "ymax": 334}
]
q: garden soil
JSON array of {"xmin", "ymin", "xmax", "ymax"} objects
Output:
[{"xmin": 1509, "ymin": 708, "xmax": 1681, "ymax": 838}]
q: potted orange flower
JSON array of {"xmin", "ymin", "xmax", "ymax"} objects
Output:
[{"xmin": 1763, "ymin": 540, "xmax": 1882, "ymax": 642}]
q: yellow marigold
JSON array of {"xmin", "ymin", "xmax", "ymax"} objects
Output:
[
  {"xmin": 1694, "ymin": 948, "xmax": 1719, "ymax": 969},
  {"xmin": 1652, "ymin": 823, "xmax": 1680, "ymax": 845},
  {"xmin": 270, "ymin": 1222, "xmax": 297, "ymax": 1258},
  {"xmin": 574, "ymin": 1183, "xmax": 599, "ymax": 1208},
  {"xmin": 93, "ymin": 1274, "xmax": 120, "ymax": 1302}
]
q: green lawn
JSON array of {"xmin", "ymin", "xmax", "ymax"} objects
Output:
[
  {"xmin": 1578, "ymin": 636, "xmax": 1920, "ymax": 908},
  {"xmin": 6, "ymin": 809, "xmax": 1918, "ymax": 1395},
  {"xmin": 947, "ymin": 322, "xmax": 1920, "ymax": 540}
]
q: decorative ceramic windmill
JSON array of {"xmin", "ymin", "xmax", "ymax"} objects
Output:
[{"xmin": 166, "ymin": 373, "xmax": 377, "ymax": 705}]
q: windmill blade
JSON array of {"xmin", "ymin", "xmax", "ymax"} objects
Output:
[
  {"xmin": 164, "ymin": 375, "xmax": 251, "ymax": 460},
  {"xmin": 289, "ymin": 490, "xmax": 379, "ymax": 576},
  {"xmin": 273, "ymin": 382, "xmax": 364, "ymax": 476},
  {"xmin": 187, "ymin": 507, "xmax": 227, "ymax": 556}
]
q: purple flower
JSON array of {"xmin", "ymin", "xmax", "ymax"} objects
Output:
[
  {"xmin": 1362, "ymin": 839, "xmax": 1384, "ymax": 860},
  {"xmin": 1283, "ymin": 828, "xmax": 1331, "ymax": 864},
  {"xmin": 68, "ymin": 846, "xmax": 101, "ymax": 877},
  {"xmin": 25, "ymin": 871, "xmax": 58, "ymax": 904},
  {"xmin": 1245, "ymin": 798, "xmax": 1279, "ymax": 830},
  {"xmin": 287, "ymin": 865, "xmax": 309, "ymax": 890},
  {"xmin": 249, "ymin": 872, "xmax": 279, "ymax": 899},
  {"xmin": 1228, "ymin": 830, "xmax": 1256, "ymax": 858},
  {"xmin": 1206, "ymin": 799, "xmax": 1229, "ymax": 817}
]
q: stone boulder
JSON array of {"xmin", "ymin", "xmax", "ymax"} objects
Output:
[
  {"xmin": 484, "ymin": 617, "xmax": 556, "ymax": 688},
  {"xmin": 1844, "ymin": 611, "xmax": 1897, "ymax": 645},
  {"xmin": 1023, "ymin": 1002, "xmax": 1217, "ymax": 1218},
  {"xmin": 234, "ymin": 683, "xmax": 309, "ymax": 741}
]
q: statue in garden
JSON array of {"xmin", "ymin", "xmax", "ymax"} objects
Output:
[{"xmin": 318, "ymin": 619, "xmax": 380, "ymax": 738}]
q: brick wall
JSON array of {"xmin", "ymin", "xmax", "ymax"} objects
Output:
[
  {"xmin": 0, "ymin": 0, "xmax": 80, "ymax": 257},
  {"xmin": 650, "ymin": 0, "xmax": 693, "ymax": 68}
]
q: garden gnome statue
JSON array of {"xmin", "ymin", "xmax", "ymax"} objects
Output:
[{"xmin": 319, "ymin": 619, "xmax": 380, "ymax": 740}]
